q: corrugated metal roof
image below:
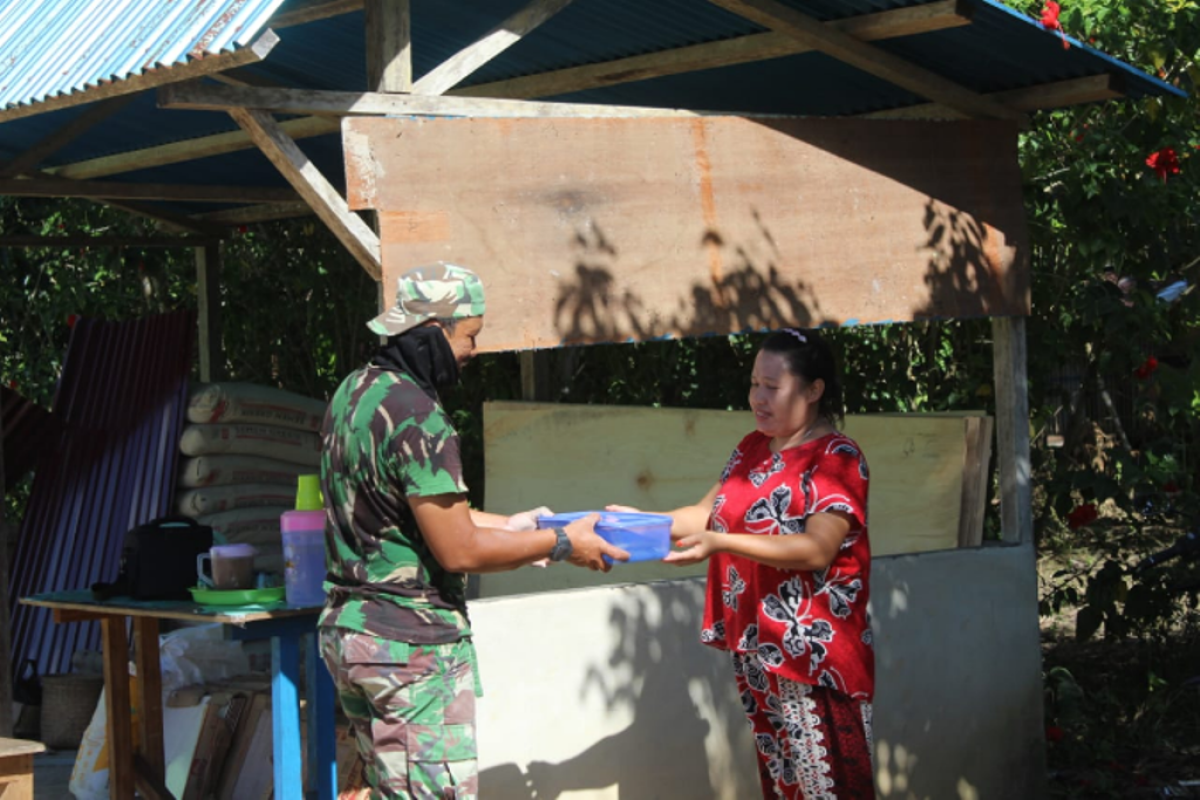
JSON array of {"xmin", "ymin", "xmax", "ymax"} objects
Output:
[
  {"xmin": 0, "ymin": 0, "xmax": 286, "ymax": 111},
  {"xmin": 0, "ymin": 0, "xmax": 1187, "ymax": 221}
]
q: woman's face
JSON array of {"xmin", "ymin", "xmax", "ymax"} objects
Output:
[{"xmin": 749, "ymin": 350, "xmax": 823, "ymax": 441}]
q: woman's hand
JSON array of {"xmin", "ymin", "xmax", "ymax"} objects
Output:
[
  {"xmin": 663, "ymin": 530, "xmax": 721, "ymax": 565},
  {"xmin": 604, "ymin": 504, "xmax": 641, "ymax": 513},
  {"xmin": 506, "ymin": 506, "xmax": 553, "ymax": 532}
]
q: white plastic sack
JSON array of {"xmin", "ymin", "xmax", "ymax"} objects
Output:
[
  {"xmin": 179, "ymin": 423, "xmax": 321, "ymax": 466},
  {"xmin": 160, "ymin": 624, "xmax": 249, "ymax": 692},
  {"xmin": 188, "ymin": 382, "xmax": 327, "ymax": 431}
]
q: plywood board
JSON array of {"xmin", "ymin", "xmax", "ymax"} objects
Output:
[
  {"xmin": 344, "ymin": 116, "xmax": 1029, "ymax": 352},
  {"xmin": 480, "ymin": 401, "xmax": 989, "ymax": 597}
]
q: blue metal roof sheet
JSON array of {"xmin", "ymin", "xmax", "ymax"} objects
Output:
[
  {"xmin": 0, "ymin": 0, "xmax": 286, "ymax": 110},
  {"xmin": 0, "ymin": 0, "xmax": 1187, "ymax": 220}
]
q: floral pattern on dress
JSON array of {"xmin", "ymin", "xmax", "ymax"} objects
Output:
[
  {"xmin": 722, "ymin": 565, "xmax": 747, "ymax": 611},
  {"xmin": 749, "ymin": 451, "xmax": 785, "ymax": 487},
  {"xmin": 701, "ymin": 431, "xmax": 874, "ymax": 701}
]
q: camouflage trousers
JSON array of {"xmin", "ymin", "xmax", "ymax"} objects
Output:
[{"xmin": 319, "ymin": 626, "xmax": 480, "ymax": 799}]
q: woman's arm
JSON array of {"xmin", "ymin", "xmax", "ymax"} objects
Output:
[
  {"xmin": 663, "ymin": 510, "xmax": 854, "ymax": 571},
  {"xmin": 610, "ymin": 482, "xmax": 721, "ymax": 541}
]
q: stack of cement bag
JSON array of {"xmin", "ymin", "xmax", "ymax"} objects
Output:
[{"xmin": 176, "ymin": 383, "xmax": 327, "ymax": 574}]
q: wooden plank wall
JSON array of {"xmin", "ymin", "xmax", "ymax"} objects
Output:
[
  {"xmin": 480, "ymin": 401, "xmax": 992, "ymax": 597},
  {"xmin": 344, "ymin": 116, "xmax": 1029, "ymax": 352}
]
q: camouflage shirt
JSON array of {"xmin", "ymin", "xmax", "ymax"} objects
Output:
[{"xmin": 319, "ymin": 365, "xmax": 471, "ymax": 644}]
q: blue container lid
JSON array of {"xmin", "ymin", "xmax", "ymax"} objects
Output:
[
  {"xmin": 536, "ymin": 511, "xmax": 671, "ymax": 530},
  {"xmin": 536, "ymin": 511, "xmax": 672, "ymax": 563}
]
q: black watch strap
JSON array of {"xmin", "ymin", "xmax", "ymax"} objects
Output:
[{"xmin": 549, "ymin": 526, "xmax": 573, "ymax": 562}]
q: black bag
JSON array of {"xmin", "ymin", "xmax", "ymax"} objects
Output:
[{"xmin": 92, "ymin": 515, "xmax": 214, "ymax": 601}]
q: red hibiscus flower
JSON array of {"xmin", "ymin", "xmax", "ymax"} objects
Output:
[
  {"xmin": 1039, "ymin": 2, "xmax": 1071, "ymax": 49},
  {"xmin": 67, "ymin": 314, "xmax": 79, "ymax": 328},
  {"xmin": 1146, "ymin": 148, "xmax": 1180, "ymax": 182},
  {"xmin": 1046, "ymin": 725, "xmax": 1066, "ymax": 742},
  {"xmin": 1134, "ymin": 356, "xmax": 1159, "ymax": 379},
  {"xmin": 1067, "ymin": 504, "xmax": 1098, "ymax": 530}
]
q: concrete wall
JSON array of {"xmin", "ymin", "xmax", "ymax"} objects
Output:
[{"xmin": 471, "ymin": 543, "xmax": 1047, "ymax": 799}]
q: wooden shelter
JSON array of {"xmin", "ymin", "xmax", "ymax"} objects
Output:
[{"xmin": 0, "ymin": 0, "xmax": 1186, "ymax": 796}]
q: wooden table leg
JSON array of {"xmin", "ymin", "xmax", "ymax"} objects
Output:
[
  {"xmin": 0, "ymin": 752, "xmax": 36, "ymax": 800},
  {"xmin": 132, "ymin": 617, "xmax": 164, "ymax": 778},
  {"xmin": 101, "ymin": 617, "xmax": 133, "ymax": 800}
]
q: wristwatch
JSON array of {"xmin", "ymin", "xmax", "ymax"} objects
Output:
[{"xmin": 549, "ymin": 527, "xmax": 573, "ymax": 562}]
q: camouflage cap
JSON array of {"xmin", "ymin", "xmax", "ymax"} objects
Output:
[{"xmin": 367, "ymin": 262, "xmax": 486, "ymax": 336}]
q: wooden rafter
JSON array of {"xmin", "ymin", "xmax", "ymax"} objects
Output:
[
  {"xmin": 0, "ymin": 31, "xmax": 280, "ymax": 124},
  {"xmin": 454, "ymin": 0, "xmax": 971, "ymax": 100},
  {"xmin": 706, "ymin": 0, "xmax": 1025, "ymax": 122},
  {"xmin": 48, "ymin": 0, "xmax": 966, "ymax": 182},
  {"xmin": 0, "ymin": 95, "xmax": 138, "ymax": 178},
  {"xmin": 271, "ymin": 0, "xmax": 363, "ymax": 29},
  {"xmin": 0, "ymin": 177, "xmax": 297, "ymax": 204},
  {"xmin": 413, "ymin": 0, "xmax": 577, "ymax": 96},
  {"xmin": 862, "ymin": 74, "xmax": 1123, "ymax": 119},
  {"xmin": 103, "ymin": 200, "xmax": 229, "ymax": 235},
  {"xmin": 159, "ymin": 82, "xmax": 705, "ymax": 118},
  {"xmin": 191, "ymin": 202, "xmax": 313, "ymax": 225},
  {"xmin": 0, "ymin": 235, "xmax": 220, "ymax": 248},
  {"xmin": 50, "ymin": 116, "xmax": 340, "ymax": 181},
  {"xmin": 228, "ymin": 108, "xmax": 381, "ymax": 278}
]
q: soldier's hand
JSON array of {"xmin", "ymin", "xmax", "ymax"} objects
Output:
[{"xmin": 564, "ymin": 514, "xmax": 630, "ymax": 572}]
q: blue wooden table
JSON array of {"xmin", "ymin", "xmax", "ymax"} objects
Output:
[{"xmin": 21, "ymin": 590, "xmax": 336, "ymax": 800}]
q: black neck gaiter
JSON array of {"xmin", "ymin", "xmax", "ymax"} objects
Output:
[{"xmin": 370, "ymin": 325, "xmax": 460, "ymax": 394}]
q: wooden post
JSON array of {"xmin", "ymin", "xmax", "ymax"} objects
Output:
[
  {"xmin": 365, "ymin": 0, "xmax": 412, "ymax": 318},
  {"xmin": 196, "ymin": 243, "xmax": 224, "ymax": 383},
  {"xmin": 365, "ymin": 0, "xmax": 412, "ymax": 93},
  {"xmin": 0, "ymin": 408, "xmax": 13, "ymax": 737},
  {"xmin": 992, "ymin": 316, "xmax": 1033, "ymax": 545}
]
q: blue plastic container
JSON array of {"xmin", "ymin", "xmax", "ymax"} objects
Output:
[{"xmin": 537, "ymin": 511, "xmax": 672, "ymax": 563}]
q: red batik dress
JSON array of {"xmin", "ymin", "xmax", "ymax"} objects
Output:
[{"xmin": 701, "ymin": 430, "xmax": 875, "ymax": 798}]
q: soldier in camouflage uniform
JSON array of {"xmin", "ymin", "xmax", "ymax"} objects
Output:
[{"xmin": 319, "ymin": 262, "xmax": 628, "ymax": 799}]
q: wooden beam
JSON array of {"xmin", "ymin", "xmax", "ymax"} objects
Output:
[
  {"xmin": 103, "ymin": 199, "xmax": 230, "ymax": 235},
  {"xmin": 365, "ymin": 0, "xmax": 412, "ymax": 92},
  {"xmin": 0, "ymin": 31, "xmax": 279, "ymax": 123},
  {"xmin": 992, "ymin": 316, "xmax": 1033, "ymax": 545},
  {"xmin": 54, "ymin": 2, "xmax": 969, "ymax": 182},
  {"xmin": 51, "ymin": 115, "xmax": 339, "ymax": 181},
  {"xmin": 0, "ymin": 177, "xmax": 298, "ymax": 204},
  {"xmin": 863, "ymin": 74, "xmax": 1123, "ymax": 119},
  {"xmin": 160, "ymin": 81, "xmax": 705, "ymax": 118},
  {"xmin": 707, "ymin": 0, "xmax": 1024, "ymax": 122},
  {"xmin": 192, "ymin": 202, "xmax": 313, "ymax": 225},
  {"xmin": 271, "ymin": 0, "xmax": 363, "ymax": 29},
  {"xmin": 413, "ymin": 0, "xmax": 577, "ymax": 96},
  {"xmin": 196, "ymin": 244, "xmax": 224, "ymax": 383},
  {"xmin": 0, "ymin": 95, "xmax": 138, "ymax": 178},
  {"xmin": 454, "ymin": 0, "xmax": 970, "ymax": 100},
  {"xmin": 0, "ymin": 235, "xmax": 220, "ymax": 248},
  {"xmin": 229, "ymin": 108, "xmax": 381, "ymax": 279},
  {"xmin": 0, "ymin": 410, "xmax": 12, "ymax": 738}
]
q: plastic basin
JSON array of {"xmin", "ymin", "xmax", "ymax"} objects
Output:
[{"xmin": 537, "ymin": 511, "xmax": 672, "ymax": 563}]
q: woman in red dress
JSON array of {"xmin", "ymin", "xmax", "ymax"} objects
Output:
[{"xmin": 663, "ymin": 328, "xmax": 874, "ymax": 799}]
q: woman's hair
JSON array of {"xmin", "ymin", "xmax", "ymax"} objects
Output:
[{"xmin": 759, "ymin": 328, "xmax": 844, "ymax": 425}]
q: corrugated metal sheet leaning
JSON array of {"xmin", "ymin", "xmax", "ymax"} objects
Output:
[{"xmin": 7, "ymin": 311, "xmax": 195, "ymax": 681}]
